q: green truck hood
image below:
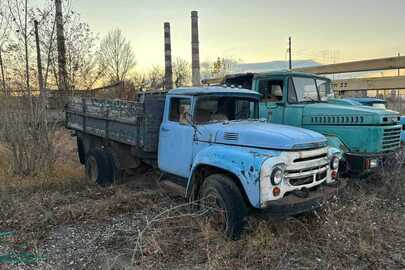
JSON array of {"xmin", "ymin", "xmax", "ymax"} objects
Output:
[
  {"xmin": 301, "ymin": 103, "xmax": 401, "ymax": 153},
  {"xmin": 302, "ymin": 103, "xmax": 399, "ymax": 126}
]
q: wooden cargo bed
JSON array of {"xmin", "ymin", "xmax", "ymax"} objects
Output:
[{"xmin": 65, "ymin": 94, "xmax": 166, "ymax": 153}]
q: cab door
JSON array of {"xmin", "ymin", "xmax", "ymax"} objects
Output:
[
  {"xmin": 158, "ymin": 96, "xmax": 194, "ymax": 178},
  {"xmin": 255, "ymin": 77, "xmax": 285, "ymax": 124},
  {"xmin": 283, "ymin": 77, "xmax": 304, "ymax": 127}
]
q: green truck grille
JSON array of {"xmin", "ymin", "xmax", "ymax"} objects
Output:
[
  {"xmin": 382, "ymin": 127, "xmax": 401, "ymax": 150},
  {"xmin": 311, "ymin": 115, "xmax": 364, "ymax": 124}
]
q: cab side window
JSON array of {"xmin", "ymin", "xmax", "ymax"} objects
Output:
[
  {"xmin": 258, "ymin": 80, "xmax": 284, "ymax": 102},
  {"xmin": 169, "ymin": 98, "xmax": 191, "ymax": 124}
]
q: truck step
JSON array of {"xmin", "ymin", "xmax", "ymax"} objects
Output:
[{"xmin": 159, "ymin": 180, "xmax": 187, "ymax": 195}]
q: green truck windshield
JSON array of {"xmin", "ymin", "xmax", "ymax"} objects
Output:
[{"xmin": 290, "ymin": 77, "xmax": 334, "ymax": 103}]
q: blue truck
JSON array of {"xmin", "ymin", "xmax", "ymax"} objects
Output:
[
  {"xmin": 336, "ymin": 97, "xmax": 405, "ymax": 144},
  {"xmin": 65, "ymin": 87, "xmax": 342, "ymax": 239}
]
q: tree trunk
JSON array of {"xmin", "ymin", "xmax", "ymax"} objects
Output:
[
  {"xmin": 0, "ymin": 48, "xmax": 7, "ymax": 95},
  {"xmin": 24, "ymin": 0, "xmax": 30, "ymax": 96},
  {"xmin": 44, "ymin": 20, "xmax": 56, "ymax": 89},
  {"xmin": 34, "ymin": 20, "xmax": 45, "ymax": 99}
]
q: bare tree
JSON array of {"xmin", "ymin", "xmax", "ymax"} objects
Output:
[
  {"xmin": 31, "ymin": 1, "xmax": 100, "ymax": 90},
  {"xmin": 201, "ymin": 57, "xmax": 240, "ymax": 79},
  {"xmin": 0, "ymin": 5, "xmax": 10, "ymax": 95},
  {"xmin": 7, "ymin": 0, "xmax": 32, "ymax": 95},
  {"xmin": 147, "ymin": 65, "xmax": 164, "ymax": 90},
  {"xmin": 173, "ymin": 57, "xmax": 191, "ymax": 87},
  {"xmin": 98, "ymin": 29, "xmax": 136, "ymax": 83},
  {"xmin": 63, "ymin": 9, "xmax": 100, "ymax": 90},
  {"xmin": 132, "ymin": 72, "xmax": 148, "ymax": 92}
]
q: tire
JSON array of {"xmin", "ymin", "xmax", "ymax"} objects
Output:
[
  {"xmin": 77, "ymin": 138, "xmax": 86, "ymax": 165},
  {"xmin": 199, "ymin": 174, "xmax": 248, "ymax": 240},
  {"xmin": 105, "ymin": 151, "xmax": 126, "ymax": 185},
  {"xmin": 85, "ymin": 149, "xmax": 113, "ymax": 187}
]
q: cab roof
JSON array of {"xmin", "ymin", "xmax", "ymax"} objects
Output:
[
  {"xmin": 224, "ymin": 70, "xmax": 330, "ymax": 81},
  {"xmin": 253, "ymin": 70, "xmax": 330, "ymax": 80},
  {"xmin": 168, "ymin": 86, "xmax": 260, "ymax": 97}
]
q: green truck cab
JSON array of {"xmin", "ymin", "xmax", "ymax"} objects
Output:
[{"xmin": 219, "ymin": 71, "xmax": 402, "ymax": 175}]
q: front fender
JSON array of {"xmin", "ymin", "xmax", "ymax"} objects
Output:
[
  {"xmin": 187, "ymin": 145, "xmax": 274, "ymax": 208},
  {"xmin": 325, "ymin": 135, "xmax": 348, "ymax": 158}
]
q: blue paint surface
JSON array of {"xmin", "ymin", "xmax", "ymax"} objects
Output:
[
  {"xmin": 190, "ymin": 143, "xmax": 276, "ymax": 207},
  {"xmin": 157, "ymin": 90, "xmax": 329, "ymax": 208}
]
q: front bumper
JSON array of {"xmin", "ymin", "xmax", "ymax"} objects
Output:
[
  {"xmin": 344, "ymin": 151, "xmax": 396, "ymax": 175},
  {"xmin": 260, "ymin": 181, "xmax": 344, "ymax": 216}
]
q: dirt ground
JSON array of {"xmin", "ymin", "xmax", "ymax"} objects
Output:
[{"xmin": 1, "ymin": 130, "xmax": 405, "ymax": 270}]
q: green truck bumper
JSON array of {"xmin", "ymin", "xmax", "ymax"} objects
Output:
[{"xmin": 344, "ymin": 151, "xmax": 397, "ymax": 175}]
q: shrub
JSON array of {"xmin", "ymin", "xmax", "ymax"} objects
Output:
[{"xmin": 0, "ymin": 96, "xmax": 56, "ymax": 176}]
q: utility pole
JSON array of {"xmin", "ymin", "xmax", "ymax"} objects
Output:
[
  {"xmin": 288, "ymin": 36, "xmax": 292, "ymax": 70},
  {"xmin": 34, "ymin": 20, "xmax": 45, "ymax": 99},
  {"xmin": 398, "ymin": 53, "xmax": 401, "ymax": 112},
  {"xmin": 398, "ymin": 53, "xmax": 401, "ymax": 77},
  {"xmin": 55, "ymin": 0, "xmax": 69, "ymax": 92}
]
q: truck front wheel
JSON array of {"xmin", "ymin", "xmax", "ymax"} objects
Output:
[
  {"xmin": 199, "ymin": 174, "xmax": 247, "ymax": 240},
  {"xmin": 85, "ymin": 150, "xmax": 113, "ymax": 187}
]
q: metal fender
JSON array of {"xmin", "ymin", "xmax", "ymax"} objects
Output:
[
  {"xmin": 328, "ymin": 146, "xmax": 342, "ymax": 159},
  {"xmin": 325, "ymin": 135, "xmax": 348, "ymax": 158},
  {"xmin": 187, "ymin": 145, "xmax": 271, "ymax": 208}
]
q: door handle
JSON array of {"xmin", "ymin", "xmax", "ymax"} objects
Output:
[{"xmin": 161, "ymin": 127, "xmax": 170, "ymax": 132}]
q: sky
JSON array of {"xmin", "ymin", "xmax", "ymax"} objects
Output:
[{"xmin": 31, "ymin": 0, "xmax": 405, "ymax": 71}]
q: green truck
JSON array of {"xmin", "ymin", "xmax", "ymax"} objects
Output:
[{"xmin": 204, "ymin": 71, "xmax": 402, "ymax": 175}]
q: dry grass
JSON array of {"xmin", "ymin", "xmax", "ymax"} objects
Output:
[
  {"xmin": 122, "ymin": 178, "xmax": 405, "ymax": 270},
  {"xmin": 1, "ymin": 132, "xmax": 405, "ymax": 269}
]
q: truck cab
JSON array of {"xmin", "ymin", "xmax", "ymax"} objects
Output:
[
  {"xmin": 222, "ymin": 72, "xmax": 402, "ymax": 175},
  {"xmin": 66, "ymin": 87, "xmax": 342, "ymax": 239}
]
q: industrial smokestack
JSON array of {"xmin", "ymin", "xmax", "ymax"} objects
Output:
[
  {"xmin": 191, "ymin": 11, "xmax": 201, "ymax": 86},
  {"xmin": 164, "ymin": 22, "xmax": 173, "ymax": 90}
]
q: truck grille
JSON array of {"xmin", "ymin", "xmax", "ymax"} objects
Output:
[
  {"xmin": 285, "ymin": 147, "xmax": 329, "ymax": 187},
  {"xmin": 382, "ymin": 127, "xmax": 401, "ymax": 150}
]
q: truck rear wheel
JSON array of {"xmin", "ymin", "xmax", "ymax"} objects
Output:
[
  {"xmin": 77, "ymin": 138, "xmax": 86, "ymax": 165},
  {"xmin": 85, "ymin": 150, "xmax": 113, "ymax": 187},
  {"xmin": 199, "ymin": 174, "xmax": 247, "ymax": 240}
]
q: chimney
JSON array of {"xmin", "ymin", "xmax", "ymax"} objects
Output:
[
  {"xmin": 191, "ymin": 11, "xmax": 201, "ymax": 86},
  {"xmin": 164, "ymin": 22, "xmax": 173, "ymax": 90}
]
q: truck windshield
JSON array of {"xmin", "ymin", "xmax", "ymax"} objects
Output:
[
  {"xmin": 195, "ymin": 96, "xmax": 258, "ymax": 124},
  {"xmin": 291, "ymin": 77, "xmax": 334, "ymax": 103}
]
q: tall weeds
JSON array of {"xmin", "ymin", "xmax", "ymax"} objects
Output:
[{"xmin": 0, "ymin": 96, "xmax": 56, "ymax": 176}]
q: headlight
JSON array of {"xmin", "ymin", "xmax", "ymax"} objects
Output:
[
  {"xmin": 270, "ymin": 166, "xmax": 283, "ymax": 185},
  {"xmin": 330, "ymin": 156, "xmax": 339, "ymax": 170}
]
